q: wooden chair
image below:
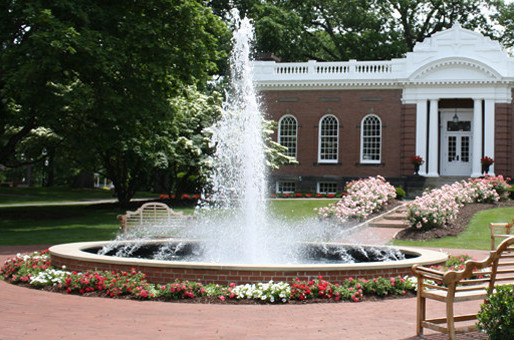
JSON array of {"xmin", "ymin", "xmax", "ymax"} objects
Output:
[
  {"xmin": 411, "ymin": 236, "xmax": 514, "ymax": 339},
  {"xmin": 490, "ymin": 220, "xmax": 514, "ymax": 249},
  {"xmin": 117, "ymin": 202, "xmax": 194, "ymax": 236}
]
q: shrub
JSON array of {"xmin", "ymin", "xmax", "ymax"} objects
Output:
[
  {"xmin": 316, "ymin": 176, "xmax": 396, "ymax": 223},
  {"xmin": 477, "ymin": 285, "xmax": 514, "ymax": 339},
  {"xmin": 407, "ymin": 176, "xmax": 511, "ymax": 230},
  {"xmin": 395, "ymin": 187, "xmax": 406, "ymax": 199}
]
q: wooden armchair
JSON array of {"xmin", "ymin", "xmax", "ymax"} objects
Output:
[
  {"xmin": 490, "ymin": 220, "xmax": 514, "ymax": 249},
  {"xmin": 411, "ymin": 236, "xmax": 514, "ymax": 339}
]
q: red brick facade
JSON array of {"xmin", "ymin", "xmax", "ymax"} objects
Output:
[{"xmin": 260, "ymin": 88, "xmax": 514, "ymax": 193}]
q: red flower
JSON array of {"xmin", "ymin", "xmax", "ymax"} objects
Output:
[
  {"xmin": 410, "ymin": 155, "xmax": 424, "ymax": 165},
  {"xmin": 481, "ymin": 156, "xmax": 494, "ymax": 165}
]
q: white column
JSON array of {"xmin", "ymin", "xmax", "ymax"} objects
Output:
[
  {"xmin": 416, "ymin": 100, "xmax": 428, "ymax": 175},
  {"xmin": 427, "ymin": 100, "xmax": 439, "ymax": 177},
  {"xmin": 484, "ymin": 100, "xmax": 496, "ymax": 175},
  {"xmin": 471, "ymin": 99, "xmax": 483, "ymax": 177}
]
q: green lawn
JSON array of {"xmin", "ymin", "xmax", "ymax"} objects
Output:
[
  {"xmin": 393, "ymin": 206, "xmax": 514, "ymax": 250},
  {"xmin": 4, "ymin": 193, "xmax": 510, "ymax": 250},
  {"xmin": 0, "ymin": 199, "xmax": 335, "ymax": 246},
  {"xmin": 0, "ymin": 186, "xmax": 157, "ymax": 205},
  {"xmin": 267, "ymin": 199, "xmax": 338, "ymax": 221}
]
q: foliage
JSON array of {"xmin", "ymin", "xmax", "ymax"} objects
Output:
[
  {"xmin": 1, "ymin": 0, "xmax": 228, "ymax": 207},
  {"xmin": 493, "ymin": 1, "xmax": 514, "ymax": 51},
  {"xmin": 381, "ymin": 0, "xmax": 500, "ymax": 51},
  {"xmin": 317, "ymin": 175, "xmax": 396, "ymax": 223},
  {"xmin": 477, "ymin": 285, "xmax": 514, "ymax": 339},
  {"xmin": 394, "ymin": 206, "xmax": 514, "ymax": 250},
  {"xmin": 214, "ymin": 0, "xmax": 503, "ymax": 62},
  {"xmin": 1, "ymin": 251, "xmax": 416, "ymax": 303},
  {"xmin": 155, "ymin": 86, "xmax": 223, "ymax": 196},
  {"xmin": 395, "ymin": 187, "xmax": 406, "ymax": 199},
  {"xmin": 407, "ymin": 176, "xmax": 511, "ymax": 230}
]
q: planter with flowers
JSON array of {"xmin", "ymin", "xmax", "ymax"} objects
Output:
[
  {"xmin": 410, "ymin": 155, "xmax": 424, "ymax": 175},
  {"xmin": 481, "ymin": 156, "xmax": 494, "ymax": 175}
]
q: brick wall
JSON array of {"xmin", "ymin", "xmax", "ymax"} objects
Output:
[
  {"xmin": 51, "ymin": 253, "xmax": 416, "ymax": 285},
  {"xmin": 261, "ymin": 89, "xmax": 404, "ymax": 179}
]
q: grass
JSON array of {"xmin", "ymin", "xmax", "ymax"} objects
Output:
[
  {"xmin": 0, "ymin": 199, "xmax": 335, "ymax": 246},
  {"xmin": 267, "ymin": 199, "xmax": 338, "ymax": 221},
  {"xmin": 393, "ymin": 206, "xmax": 514, "ymax": 250},
  {"xmin": 0, "ymin": 186, "xmax": 157, "ymax": 205}
]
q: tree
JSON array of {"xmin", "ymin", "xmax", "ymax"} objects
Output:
[
  {"xmin": 381, "ymin": 0, "xmax": 501, "ymax": 51},
  {"xmin": 209, "ymin": 0, "xmax": 502, "ymax": 62},
  {"xmin": 1, "ymin": 1, "xmax": 228, "ymax": 206},
  {"xmin": 155, "ymin": 86, "xmax": 223, "ymax": 197},
  {"xmin": 494, "ymin": 1, "xmax": 514, "ymax": 50}
]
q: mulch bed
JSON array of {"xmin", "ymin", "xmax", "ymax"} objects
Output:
[{"xmin": 395, "ymin": 199, "xmax": 514, "ymax": 241}]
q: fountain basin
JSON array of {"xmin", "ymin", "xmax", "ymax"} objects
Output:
[{"xmin": 49, "ymin": 241, "xmax": 447, "ymax": 285}]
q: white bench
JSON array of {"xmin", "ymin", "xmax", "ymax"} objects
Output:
[{"xmin": 117, "ymin": 202, "xmax": 194, "ymax": 236}]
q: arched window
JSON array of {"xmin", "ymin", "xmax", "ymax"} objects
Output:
[
  {"xmin": 318, "ymin": 115, "xmax": 339, "ymax": 163},
  {"xmin": 278, "ymin": 115, "xmax": 298, "ymax": 159},
  {"xmin": 360, "ymin": 114, "xmax": 381, "ymax": 163}
]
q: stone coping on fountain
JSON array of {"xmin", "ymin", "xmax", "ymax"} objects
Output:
[{"xmin": 49, "ymin": 240, "xmax": 448, "ymax": 285}]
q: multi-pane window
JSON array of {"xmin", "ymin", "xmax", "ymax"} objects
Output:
[
  {"xmin": 276, "ymin": 181, "xmax": 296, "ymax": 193},
  {"xmin": 360, "ymin": 114, "xmax": 381, "ymax": 163},
  {"xmin": 278, "ymin": 115, "xmax": 298, "ymax": 159},
  {"xmin": 318, "ymin": 115, "xmax": 339, "ymax": 163},
  {"xmin": 317, "ymin": 182, "xmax": 337, "ymax": 194}
]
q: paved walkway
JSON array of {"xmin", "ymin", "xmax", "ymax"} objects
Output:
[{"xmin": 0, "ymin": 243, "xmax": 489, "ymax": 339}]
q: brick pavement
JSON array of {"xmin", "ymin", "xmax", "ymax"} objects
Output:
[{"xmin": 0, "ymin": 244, "xmax": 489, "ymax": 340}]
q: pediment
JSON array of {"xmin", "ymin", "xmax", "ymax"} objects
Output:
[
  {"xmin": 410, "ymin": 58, "xmax": 501, "ymax": 83},
  {"xmin": 413, "ymin": 24, "xmax": 502, "ymax": 54}
]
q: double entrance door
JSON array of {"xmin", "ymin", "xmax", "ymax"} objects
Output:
[{"xmin": 440, "ymin": 109, "xmax": 473, "ymax": 176}]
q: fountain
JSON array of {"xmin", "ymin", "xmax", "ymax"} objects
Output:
[{"xmin": 49, "ymin": 12, "xmax": 447, "ymax": 285}]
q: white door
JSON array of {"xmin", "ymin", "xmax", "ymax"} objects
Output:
[{"xmin": 440, "ymin": 110, "xmax": 473, "ymax": 176}]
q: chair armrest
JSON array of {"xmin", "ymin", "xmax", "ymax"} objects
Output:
[{"xmin": 412, "ymin": 264, "xmax": 445, "ymax": 281}]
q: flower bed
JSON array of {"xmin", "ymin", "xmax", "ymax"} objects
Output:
[
  {"xmin": 407, "ymin": 175, "xmax": 511, "ymax": 230},
  {"xmin": 1, "ymin": 250, "xmax": 416, "ymax": 304},
  {"xmin": 316, "ymin": 176, "xmax": 397, "ymax": 223}
]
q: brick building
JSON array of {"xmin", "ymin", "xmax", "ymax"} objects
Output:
[{"xmin": 253, "ymin": 25, "xmax": 514, "ymax": 194}]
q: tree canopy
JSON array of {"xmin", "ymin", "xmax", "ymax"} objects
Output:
[
  {"xmin": 1, "ymin": 0, "xmax": 228, "ymax": 206},
  {"xmin": 220, "ymin": 0, "xmax": 505, "ymax": 62}
]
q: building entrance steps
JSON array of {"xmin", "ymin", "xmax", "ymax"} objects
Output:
[{"xmin": 369, "ymin": 204, "xmax": 410, "ymax": 229}]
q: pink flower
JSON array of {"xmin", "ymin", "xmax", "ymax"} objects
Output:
[{"xmin": 219, "ymin": 296, "xmax": 226, "ymax": 301}]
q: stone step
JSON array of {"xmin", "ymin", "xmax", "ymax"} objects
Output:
[
  {"xmin": 369, "ymin": 219, "xmax": 410, "ymax": 228},
  {"xmin": 384, "ymin": 212, "xmax": 408, "ymax": 220}
]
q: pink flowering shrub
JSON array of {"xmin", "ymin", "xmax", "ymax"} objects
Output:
[
  {"xmin": 408, "ymin": 175, "xmax": 510, "ymax": 230},
  {"xmin": 316, "ymin": 176, "xmax": 397, "ymax": 222}
]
